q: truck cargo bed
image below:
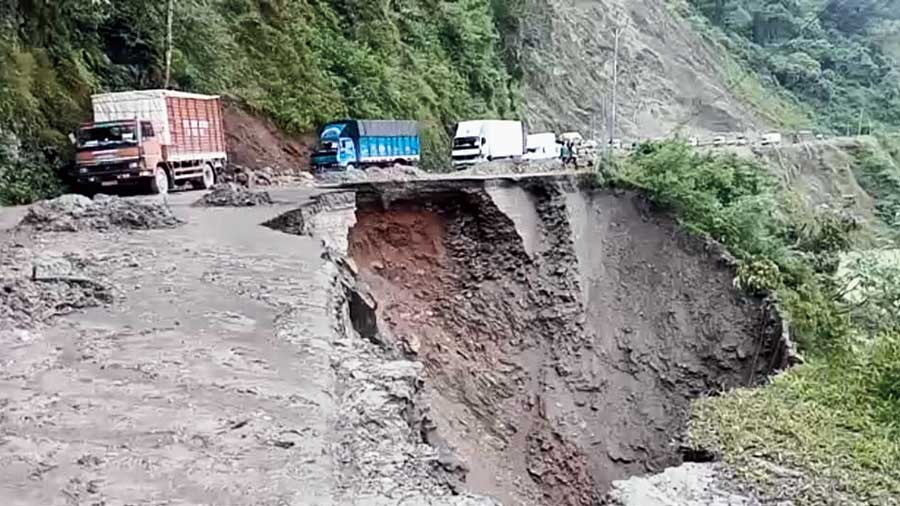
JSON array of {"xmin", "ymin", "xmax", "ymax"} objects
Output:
[{"xmin": 92, "ymin": 90, "xmax": 226, "ymax": 162}]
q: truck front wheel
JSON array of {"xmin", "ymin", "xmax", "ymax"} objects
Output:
[
  {"xmin": 199, "ymin": 164, "xmax": 215, "ymax": 190},
  {"xmin": 150, "ymin": 167, "xmax": 169, "ymax": 195}
]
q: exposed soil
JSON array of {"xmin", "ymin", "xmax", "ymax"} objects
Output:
[
  {"xmin": 2, "ymin": 190, "xmax": 497, "ymax": 505},
  {"xmin": 223, "ymin": 101, "xmax": 315, "ymax": 172},
  {"xmin": 345, "ymin": 178, "xmax": 788, "ymax": 504}
]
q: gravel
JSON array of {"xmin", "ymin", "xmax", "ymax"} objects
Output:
[
  {"xmin": 192, "ymin": 183, "xmax": 274, "ymax": 207},
  {"xmin": 315, "ymin": 165, "xmax": 428, "ymax": 184},
  {"xmin": 18, "ymin": 194, "xmax": 183, "ymax": 232}
]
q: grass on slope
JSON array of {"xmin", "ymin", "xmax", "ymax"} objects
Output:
[
  {"xmin": 684, "ymin": 0, "xmax": 900, "ymax": 135},
  {"xmin": 616, "ymin": 141, "xmax": 900, "ymax": 505},
  {"xmin": 693, "ymin": 352, "xmax": 900, "ymax": 505}
]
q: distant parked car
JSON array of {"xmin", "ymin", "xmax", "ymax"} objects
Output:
[{"xmin": 712, "ymin": 136, "xmax": 727, "ymax": 147}]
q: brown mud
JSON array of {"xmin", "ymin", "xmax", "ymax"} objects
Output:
[{"xmin": 223, "ymin": 101, "xmax": 315, "ymax": 172}]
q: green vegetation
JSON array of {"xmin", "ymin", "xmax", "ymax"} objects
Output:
[
  {"xmin": 620, "ymin": 141, "xmax": 900, "ymax": 504},
  {"xmin": 0, "ymin": 0, "xmax": 521, "ymax": 202},
  {"xmin": 686, "ymin": 0, "xmax": 900, "ymax": 134},
  {"xmin": 850, "ymin": 135, "xmax": 900, "ymax": 235},
  {"xmin": 852, "ymin": 146, "xmax": 900, "ymax": 232}
]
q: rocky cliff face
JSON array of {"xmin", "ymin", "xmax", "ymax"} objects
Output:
[{"xmin": 519, "ymin": 0, "xmax": 763, "ymax": 138}]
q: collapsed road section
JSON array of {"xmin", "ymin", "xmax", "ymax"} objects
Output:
[
  {"xmin": 268, "ymin": 174, "xmax": 792, "ymax": 505},
  {"xmin": 0, "ymin": 176, "xmax": 790, "ymax": 505}
]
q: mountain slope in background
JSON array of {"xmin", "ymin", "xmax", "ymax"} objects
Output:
[
  {"xmin": 687, "ymin": 0, "xmax": 900, "ymax": 134},
  {"xmin": 518, "ymin": 0, "xmax": 767, "ymax": 138}
]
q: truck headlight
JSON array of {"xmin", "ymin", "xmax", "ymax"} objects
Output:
[
  {"xmin": 128, "ymin": 161, "xmax": 139, "ymax": 169},
  {"xmin": 79, "ymin": 167, "xmax": 88, "ymax": 174}
]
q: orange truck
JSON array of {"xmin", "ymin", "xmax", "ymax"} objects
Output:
[{"xmin": 73, "ymin": 90, "xmax": 227, "ymax": 194}]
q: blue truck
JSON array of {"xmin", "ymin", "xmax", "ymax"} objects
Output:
[{"xmin": 311, "ymin": 119, "xmax": 420, "ymax": 171}]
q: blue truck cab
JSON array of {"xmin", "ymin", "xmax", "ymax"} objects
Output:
[{"xmin": 311, "ymin": 119, "xmax": 420, "ymax": 172}]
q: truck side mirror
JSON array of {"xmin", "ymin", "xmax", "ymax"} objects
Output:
[
  {"xmin": 68, "ymin": 133, "xmax": 76, "ymax": 145},
  {"xmin": 481, "ymin": 138, "xmax": 486, "ymax": 146}
]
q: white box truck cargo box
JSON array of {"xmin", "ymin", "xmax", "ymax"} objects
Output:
[
  {"xmin": 524, "ymin": 132, "xmax": 559, "ymax": 160},
  {"xmin": 452, "ymin": 119, "xmax": 524, "ymax": 167},
  {"xmin": 484, "ymin": 120, "xmax": 525, "ymax": 160}
]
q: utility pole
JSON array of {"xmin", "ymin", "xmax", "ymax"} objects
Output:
[
  {"xmin": 590, "ymin": 111, "xmax": 595, "ymax": 141},
  {"xmin": 608, "ymin": 13, "xmax": 627, "ymax": 160},
  {"xmin": 610, "ymin": 24, "xmax": 621, "ymax": 149},
  {"xmin": 857, "ymin": 108, "xmax": 864, "ymax": 136},
  {"xmin": 164, "ymin": 0, "xmax": 174, "ymax": 89}
]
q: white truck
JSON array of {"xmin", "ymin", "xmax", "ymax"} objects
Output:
[
  {"xmin": 524, "ymin": 132, "xmax": 560, "ymax": 161},
  {"xmin": 452, "ymin": 120, "xmax": 525, "ymax": 168},
  {"xmin": 760, "ymin": 132, "xmax": 782, "ymax": 147}
]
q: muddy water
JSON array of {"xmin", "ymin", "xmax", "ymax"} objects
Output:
[{"xmin": 341, "ymin": 178, "xmax": 788, "ymax": 505}]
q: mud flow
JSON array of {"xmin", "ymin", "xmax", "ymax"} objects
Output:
[{"xmin": 277, "ymin": 178, "xmax": 789, "ymax": 505}]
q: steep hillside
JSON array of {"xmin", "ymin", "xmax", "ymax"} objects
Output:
[
  {"xmin": 687, "ymin": 0, "xmax": 900, "ymax": 133},
  {"xmin": 0, "ymin": 0, "xmax": 518, "ymax": 202},
  {"xmin": 518, "ymin": 0, "xmax": 768, "ymax": 137}
]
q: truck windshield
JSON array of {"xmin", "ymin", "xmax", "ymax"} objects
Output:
[
  {"xmin": 77, "ymin": 125, "xmax": 138, "ymax": 150},
  {"xmin": 317, "ymin": 139, "xmax": 339, "ymax": 152},
  {"xmin": 453, "ymin": 137, "xmax": 479, "ymax": 149}
]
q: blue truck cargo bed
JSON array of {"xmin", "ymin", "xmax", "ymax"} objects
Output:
[{"xmin": 312, "ymin": 119, "xmax": 420, "ymax": 171}]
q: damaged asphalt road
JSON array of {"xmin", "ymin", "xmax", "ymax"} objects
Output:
[{"xmin": 0, "ymin": 188, "xmax": 491, "ymax": 506}]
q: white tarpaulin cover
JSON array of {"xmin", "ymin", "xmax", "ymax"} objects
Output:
[{"xmin": 91, "ymin": 90, "xmax": 219, "ymax": 146}]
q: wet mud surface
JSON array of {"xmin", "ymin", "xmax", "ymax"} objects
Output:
[{"xmin": 1, "ymin": 190, "xmax": 494, "ymax": 506}]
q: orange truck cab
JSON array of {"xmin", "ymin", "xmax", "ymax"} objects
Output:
[
  {"xmin": 73, "ymin": 90, "xmax": 227, "ymax": 194},
  {"xmin": 75, "ymin": 119, "xmax": 163, "ymax": 190}
]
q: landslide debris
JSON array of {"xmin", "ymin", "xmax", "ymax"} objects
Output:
[
  {"xmin": 604, "ymin": 463, "xmax": 760, "ymax": 506},
  {"xmin": 520, "ymin": 0, "xmax": 762, "ymax": 137},
  {"xmin": 453, "ymin": 158, "xmax": 565, "ymax": 176},
  {"xmin": 342, "ymin": 178, "xmax": 787, "ymax": 503},
  {"xmin": 216, "ymin": 163, "xmax": 315, "ymax": 187},
  {"xmin": 18, "ymin": 194, "xmax": 183, "ymax": 232},
  {"xmin": 192, "ymin": 183, "xmax": 273, "ymax": 207}
]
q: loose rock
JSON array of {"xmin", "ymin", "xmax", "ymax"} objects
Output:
[
  {"xmin": 605, "ymin": 463, "xmax": 759, "ymax": 506},
  {"xmin": 18, "ymin": 194, "xmax": 183, "ymax": 232},
  {"xmin": 192, "ymin": 183, "xmax": 273, "ymax": 207}
]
